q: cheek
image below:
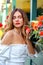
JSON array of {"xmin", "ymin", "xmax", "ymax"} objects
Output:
[
  {"xmin": 21, "ymin": 20, "xmax": 24, "ymax": 25},
  {"xmin": 20, "ymin": 19, "xmax": 24, "ymax": 23}
]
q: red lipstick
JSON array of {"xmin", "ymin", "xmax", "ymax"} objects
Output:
[
  {"xmin": 16, "ymin": 23, "xmax": 20, "ymax": 24},
  {"xmin": 15, "ymin": 20, "xmax": 20, "ymax": 24}
]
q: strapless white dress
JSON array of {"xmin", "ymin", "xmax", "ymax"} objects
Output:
[
  {"xmin": 0, "ymin": 43, "xmax": 37, "ymax": 65},
  {"xmin": 0, "ymin": 44, "xmax": 29, "ymax": 65}
]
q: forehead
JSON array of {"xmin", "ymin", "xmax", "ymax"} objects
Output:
[{"xmin": 13, "ymin": 11, "xmax": 22, "ymax": 16}]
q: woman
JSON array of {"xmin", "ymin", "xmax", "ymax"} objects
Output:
[{"xmin": 0, "ymin": 8, "xmax": 35, "ymax": 65}]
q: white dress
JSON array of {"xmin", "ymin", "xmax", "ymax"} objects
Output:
[
  {"xmin": 0, "ymin": 42, "xmax": 37, "ymax": 65},
  {"xmin": 0, "ymin": 44, "xmax": 29, "ymax": 65}
]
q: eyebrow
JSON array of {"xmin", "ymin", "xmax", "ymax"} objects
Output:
[{"xmin": 13, "ymin": 14, "xmax": 22, "ymax": 16}]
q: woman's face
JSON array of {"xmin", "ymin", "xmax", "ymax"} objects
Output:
[{"xmin": 12, "ymin": 11, "xmax": 24, "ymax": 28}]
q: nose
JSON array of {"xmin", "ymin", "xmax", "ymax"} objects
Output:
[{"xmin": 16, "ymin": 20, "xmax": 19, "ymax": 22}]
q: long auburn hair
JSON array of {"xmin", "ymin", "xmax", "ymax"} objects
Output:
[{"xmin": 2, "ymin": 8, "xmax": 29, "ymax": 40}]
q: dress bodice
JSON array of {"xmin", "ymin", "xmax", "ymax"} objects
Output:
[
  {"xmin": 0, "ymin": 43, "xmax": 37, "ymax": 65},
  {"xmin": 9, "ymin": 44, "xmax": 28, "ymax": 62},
  {"xmin": 0, "ymin": 43, "xmax": 28, "ymax": 64}
]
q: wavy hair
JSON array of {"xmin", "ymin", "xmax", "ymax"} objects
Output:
[{"xmin": 2, "ymin": 8, "xmax": 29, "ymax": 40}]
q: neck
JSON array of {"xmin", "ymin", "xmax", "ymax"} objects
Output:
[{"xmin": 14, "ymin": 27, "xmax": 21, "ymax": 34}]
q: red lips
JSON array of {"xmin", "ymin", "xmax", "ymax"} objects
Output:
[
  {"xmin": 15, "ymin": 20, "xmax": 20, "ymax": 24},
  {"xmin": 16, "ymin": 23, "xmax": 20, "ymax": 24},
  {"xmin": 0, "ymin": 23, "xmax": 3, "ymax": 27}
]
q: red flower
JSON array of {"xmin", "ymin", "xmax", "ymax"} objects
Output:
[
  {"xmin": 34, "ymin": 26, "xmax": 38, "ymax": 30},
  {"xmin": 39, "ymin": 31, "xmax": 43, "ymax": 36},
  {"xmin": 0, "ymin": 23, "xmax": 3, "ymax": 27},
  {"xmin": 38, "ymin": 21, "xmax": 42, "ymax": 27},
  {"xmin": 31, "ymin": 22, "xmax": 38, "ymax": 30},
  {"xmin": 31, "ymin": 22, "xmax": 34, "ymax": 27},
  {"xmin": 37, "ymin": 16, "xmax": 43, "ymax": 21},
  {"xmin": 25, "ymin": 26, "xmax": 31, "ymax": 34}
]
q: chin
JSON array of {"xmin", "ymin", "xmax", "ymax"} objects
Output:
[{"xmin": 15, "ymin": 25, "xmax": 23, "ymax": 28}]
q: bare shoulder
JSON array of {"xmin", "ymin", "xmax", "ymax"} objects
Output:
[
  {"xmin": 2, "ymin": 30, "xmax": 14, "ymax": 45},
  {"xmin": 6, "ymin": 30, "xmax": 14, "ymax": 37},
  {"xmin": 3, "ymin": 30, "xmax": 13, "ymax": 38}
]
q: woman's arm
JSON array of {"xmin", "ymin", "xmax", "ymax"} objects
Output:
[
  {"xmin": 0, "ymin": 44, "xmax": 10, "ymax": 65},
  {"xmin": 26, "ymin": 39, "xmax": 35, "ymax": 54},
  {"xmin": 25, "ymin": 28, "xmax": 35, "ymax": 54},
  {"xmin": 26, "ymin": 39, "xmax": 38, "ymax": 58}
]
